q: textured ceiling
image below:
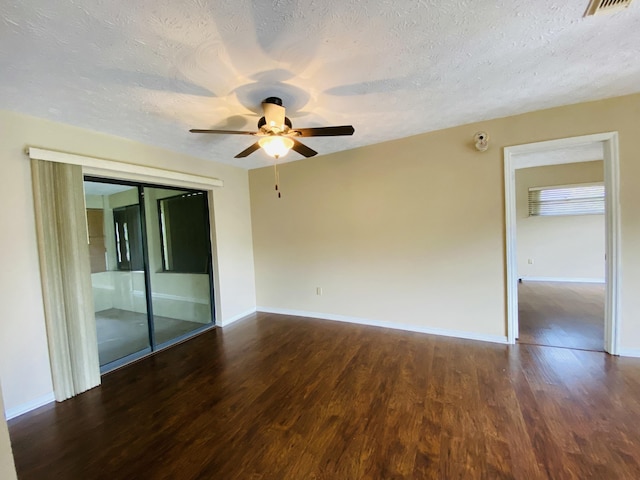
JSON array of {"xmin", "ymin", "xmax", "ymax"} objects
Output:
[{"xmin": 1, "ymin": 1, "xmax": 639, "ymax": 169}]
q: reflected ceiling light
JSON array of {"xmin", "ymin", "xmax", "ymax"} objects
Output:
[{"xmin": 258, "ymin": 136, "xmax": 294, "ymax": 158}]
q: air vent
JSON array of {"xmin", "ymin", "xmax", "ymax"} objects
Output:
[{"xmin": 585, "ymin": 0, "xmax": 634, "ymax": 16}]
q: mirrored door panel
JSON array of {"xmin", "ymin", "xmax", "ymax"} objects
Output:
[
  {"xmin": 84, "ymin": 180, "xmax": 151, "ymax": 367},
  {"xmin": 143, "ymin": 187, "xmax": 214, "ymax": 345}
]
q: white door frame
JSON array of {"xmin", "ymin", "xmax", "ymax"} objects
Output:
[{"xmin": 504, "ymin": 132, "xmax": 620, "ymax": 354}]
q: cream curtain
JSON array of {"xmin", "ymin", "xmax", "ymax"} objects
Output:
[{"xmin": 31, "ymin": 160, "xmax": 100, "ymax": 401}]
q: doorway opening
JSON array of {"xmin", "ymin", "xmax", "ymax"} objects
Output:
[
  {"xmin": 516, "ymin": 163, "xmax": 605, "ymax": 351},
  {"xmin": 504, "ymin": 133, "xmax": 620, "ymax": 354},
  {"xmin": 84, "ymin": 176, "xmax": 216, "ymax": 372}
]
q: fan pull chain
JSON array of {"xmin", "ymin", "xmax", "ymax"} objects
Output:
[{"xmin": 274, "ymin": 155, "xmax": 281, "ymax": 198}]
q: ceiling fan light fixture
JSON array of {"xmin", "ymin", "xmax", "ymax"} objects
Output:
[
  {"xmin": 259, "ymin": 136, "xmax": 294, "ymax": 158},
  {"xmin": 190, "ymin": 96, "xmax": 353, "ymax": 159}
]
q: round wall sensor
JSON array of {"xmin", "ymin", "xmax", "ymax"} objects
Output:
[{"xmin": 474, "ymin": 131, "xmax": 489, "ymax": 152}]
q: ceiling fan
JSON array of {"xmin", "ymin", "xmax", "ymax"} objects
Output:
[{"xmin": 189, "ymin": 96, "xmax": 355, "ymax": 160}]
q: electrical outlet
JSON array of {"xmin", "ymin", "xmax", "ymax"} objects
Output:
[
  {"xmin": 528, "ymin": 258, "xmax": 534, "ymax": 265},
  {"xmin": 316, "ymin": 287, "xmax": 322, "ymax": 296}
]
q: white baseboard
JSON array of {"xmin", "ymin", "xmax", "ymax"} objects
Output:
[
  {"xmin": 5, "ymin": 392, "xmax": 55, "ymax": 420},
  {"xmin": 618, "ymin": 348, "xmax": 640, "ymax": 358},
  {"xmin": 257, "ymin": 307, "xmax": 508, "ymax": 345},
  {"xmin": 521, "ymin": 277, "xmax": 605, "ymax": 284},
  {"xmin": 219, "ymin": 308, "xmax": 256, "ymax": 327}
]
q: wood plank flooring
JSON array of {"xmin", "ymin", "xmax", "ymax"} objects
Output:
[
  {"xmin": 518, "ymin": 281, "xmax": 605, "ymax": 351},
  {"xmin": 8, "ymin": 312, "xmax": 640, "ymax": 479}
]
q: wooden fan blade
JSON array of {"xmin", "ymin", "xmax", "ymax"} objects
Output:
[
  {"xmin": 291, "ymin": 125, "xmax": 354, "ymax": 137},
  {"xmin": 190, "ymin": 129, "xmax": 256, "ymax": 135},
  {"xmin": 235, "ymin": 142, "xmax": 261, "ymax": 158},
  {"xmin": 291, "ymin": 139, "xmax": 318, "ymax": 158}
]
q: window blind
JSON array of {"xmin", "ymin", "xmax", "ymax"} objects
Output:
[{"xmin": 528, "ymin": 183, "xmax": 604, "ymax": 216}]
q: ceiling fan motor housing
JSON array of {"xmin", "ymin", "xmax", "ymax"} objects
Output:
[{"xmin": 263, "ymin": 96, "xmax": 283, "ymax": 106}]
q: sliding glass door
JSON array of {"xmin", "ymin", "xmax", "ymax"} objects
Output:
[
  {"xmin": 85, "ymin": 180, "xmax": 151, "ymax": 367},
  {"xmin": 84, "ymin": 177, "xmax": 215, "ymax": 371},
  {"xmin": 144, "ymin": 186, "xmax": 214, "ymax": 346}
]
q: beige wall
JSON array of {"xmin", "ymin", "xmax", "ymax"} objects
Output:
[
  {"xmin": 0, "ymin": 383, "xmax": 17, "ymax": 480},
  {"xmin": 250, "ymin": 92, "xmax": 640, "ymax": 351},
  {"xmin": 516, "ymin": 162, "xmax": 604, "ymax": 281},
  {"xmin": 251, "ymin": 120, "xmax": 506, "ymax": 338},
  {"xmin": 0, "ymin": 110, "xmax": 256, "ymax": 415}
]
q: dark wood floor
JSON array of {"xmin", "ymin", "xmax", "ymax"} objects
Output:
[
  {"xmin": 518, "ymin": 281, "xmax": 605, "ymax": 352},
  {"xmin": 8, "ymin": 312, "xmax": 640, "ymax": 479}
]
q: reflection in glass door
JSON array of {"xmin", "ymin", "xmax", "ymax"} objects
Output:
[
  {"xmin": 85, "ymin": 181, "xmax": 151, "ymax": 367},
  {"xmin": 144, "ymin": 186, "xmax": 213, "ymax": 346},
  {"xmin": 84, "ymin": 178, "xmax": 215, "ymax": 372}
]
